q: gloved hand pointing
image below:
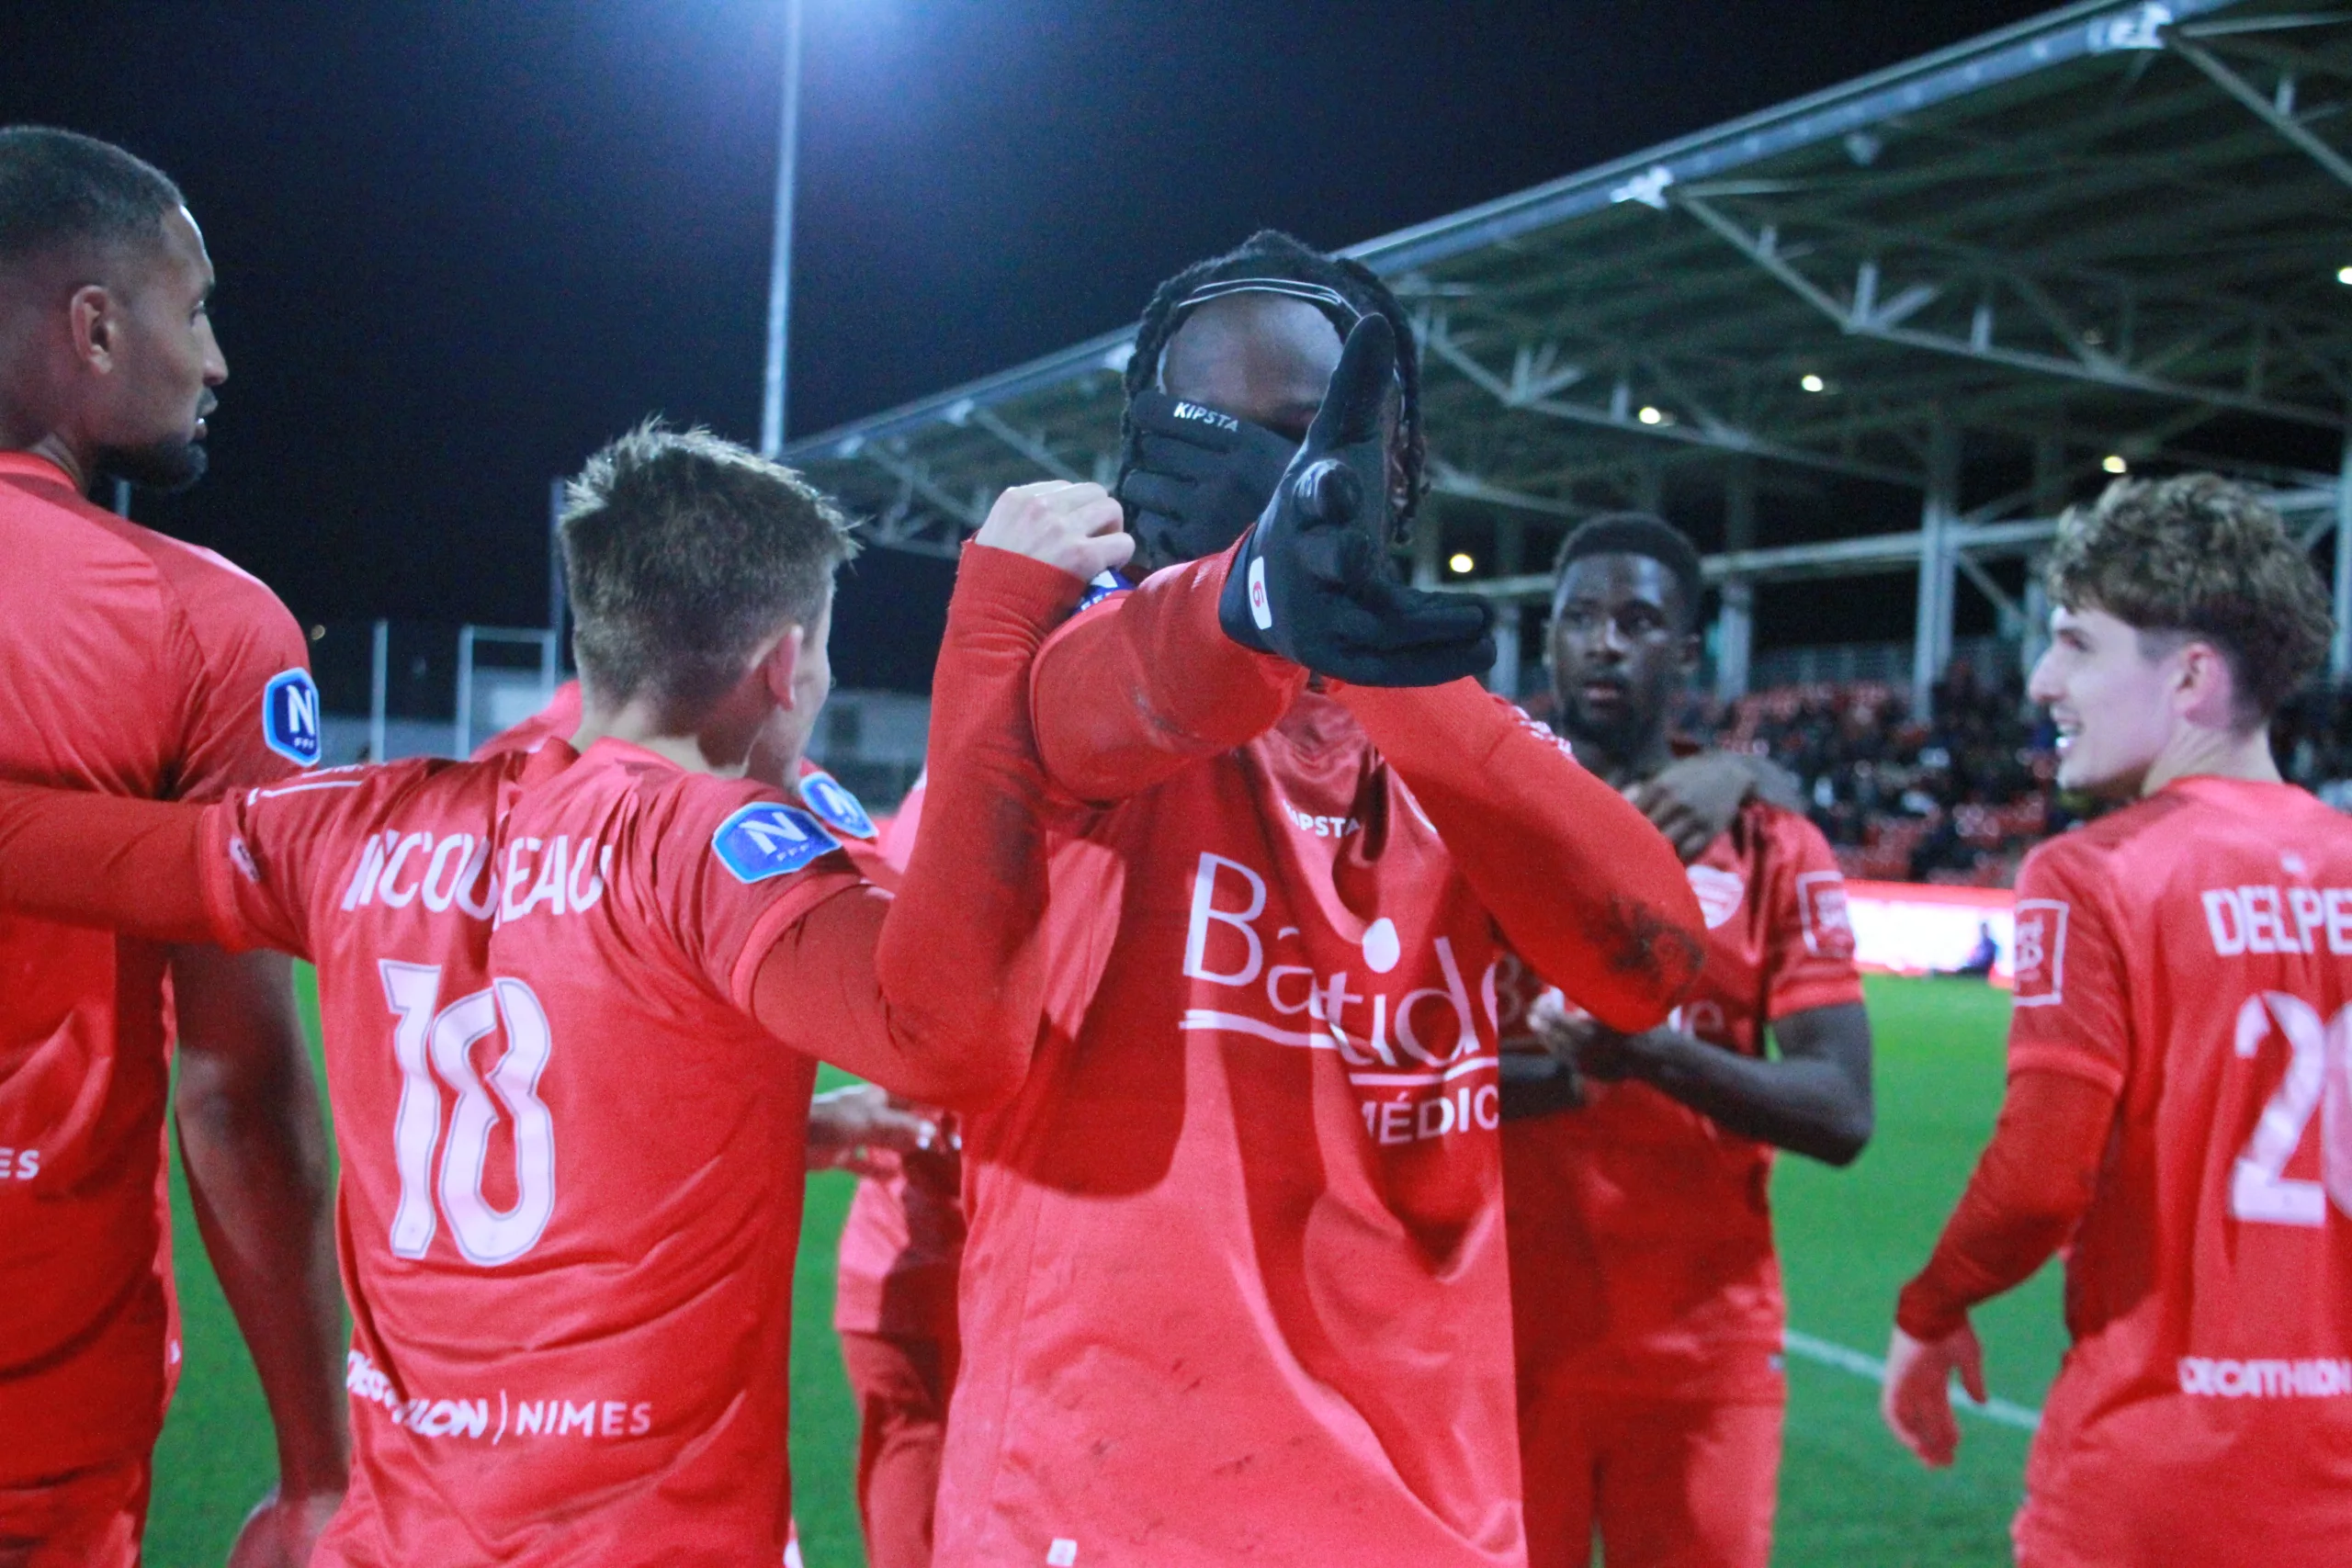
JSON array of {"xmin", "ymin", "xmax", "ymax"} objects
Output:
[{"xmin": 1216, "ymin": 316, "xmax": 1496, "ymax": 687}]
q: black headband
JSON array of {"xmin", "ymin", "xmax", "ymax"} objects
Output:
[{"xmin": 1155, "ymin": 277, "xmax": 1390, "ymax": 390}]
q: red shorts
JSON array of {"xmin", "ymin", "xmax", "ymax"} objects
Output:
[
  {"xmin": 1517, "ymin": 1384, "xmax": 1781, "ymax": 1568},
  {"xmin": 840, "ymin": 1330, "xmax": 959, "ymax": 1568},
  {"xmin": 0, "ymin": 1457, "xmax": 150, "ymax": 1568}
]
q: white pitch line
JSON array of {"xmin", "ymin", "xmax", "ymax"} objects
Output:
[{"xmin": 1783, "ymin": 1328, "xmax": 2043, "ymax": 1432}]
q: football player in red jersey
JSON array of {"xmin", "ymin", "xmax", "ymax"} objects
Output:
[
  {"xmin": 481, "ymin": 689, "xmax": 962, "ymax": 1568},
  {"xmin": 0, "ymin": 127, "xmax": 345, "ymax": 1567},
  {"xmin": 0, "ymin": 424, "xmax": 1131, "ymax": 1566},
  {"xmin": 931, "ymin": 231, "xmax": 1706, "ymax": 1568},
  {"xmin": 827, "ymin": 777, "xmax": 968, "ymax": 1568},
  {"xmin": 1884, "ymin": 476, "xmax": 2352, "ymax": 1568},
  {"xmin": 1499, "ymin": 513, "xmax": 1873, "ymax": 1568}
]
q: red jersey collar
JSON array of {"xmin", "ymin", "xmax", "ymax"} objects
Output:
[
  {"xmin": 515, "ymin": 736, "xmax": 583, "ymax": 787},
  {"xmin": 0, "ymin": 451, "xmax": 77, "ymax": 488}
]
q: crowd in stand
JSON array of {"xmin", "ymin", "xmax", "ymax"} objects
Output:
[{"xmin": 1670, "ymin": 662, "xmax": 2352, "ymax": 886}]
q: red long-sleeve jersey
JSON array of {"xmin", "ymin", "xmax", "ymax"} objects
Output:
[
  {"xmin": 1902, "ymin": 778, "xmax": 2352, "ymax": 1568},
  {"xmin": 934, "ymin": 548, "xmax": 1702, "ymax": 1568},
  {"xmin": 0, "ymin": 451, "xmax": 316, "ymax": 1483},
  {"xmin": 0, "ymin": 543, "xmax": 1076, "ymax": 1565}
]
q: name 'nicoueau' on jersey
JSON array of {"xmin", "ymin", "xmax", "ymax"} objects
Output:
[
  {"xmin": 0, "ymin": 450, "xmax": 319, "ymax": 1483},
  {"xmin": 934, "ymin": 548, "xmax": 1705, "ymax": 1568},
  {"xmin": 0, "ymin": 543, "xmax": 1081, "ymax": 1566}
]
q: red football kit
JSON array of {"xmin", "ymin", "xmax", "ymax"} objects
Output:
[
  {"xmin": 1900, "ymin": 778, "xmax": 2352, "ymax": 1568},
  {"xmin": 1503, "ymin": 802, "xmax": 1863, "ymax": 1568},
  {"xmin": 933, "ymin": 552, "xmax": 1704, "ymax": 1568},
  {"xmin": 829, "ymin": 773, "xmax": 970, "ymax": 1568},
  {"xmin": 0, "ymin": 452, "xmax": 313, "ymax": 1548},
  {"xmin": 0, "ymin": 544, "xmax": 1076, "ymax": 1566},
  {"xmin": 491, "ymin": 682, "xmax": 959, "ymax": 1568}
]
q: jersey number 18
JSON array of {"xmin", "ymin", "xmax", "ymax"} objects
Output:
[{"xmin": 379, "ymin": 960, "xmax": 559, "ymax": 1265}]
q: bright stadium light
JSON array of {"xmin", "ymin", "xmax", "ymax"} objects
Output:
[
  {"xmin": 1636, "ymin": 405, "xmax": 1666, "ymax": 424},
  {"xmin": 1799, "ymin": 372, "xmax": 1827, "ymax": 393},
  {"xmin": 2337, "ymin": 264, "xmax": 2352, "ymax": 285},
  {"xmin": 2102, "ymin": 454, "xmax": 2129, "ymax": 474},
  {"xmin": 1449, "ymin": 552, "xmax": 1476, "ymax": 575}
]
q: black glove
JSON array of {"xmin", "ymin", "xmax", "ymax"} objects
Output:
[
  {"xmin": 1118, "ymin": 392, "xmax": 1298, "ymax": 567},
  {"xmin": 1216, "ymin": 316, "xmax": 1496, "ymax": 687}
]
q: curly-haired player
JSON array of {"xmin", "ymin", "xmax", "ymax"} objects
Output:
[{"xmin": 1884, "ymin": 475, "xmax": 2352, "ymax": 1568}]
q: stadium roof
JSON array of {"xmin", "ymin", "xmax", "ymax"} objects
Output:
[{"xmin": 785, "ymin": 0, "xmax": 2352, "ymax": 688}]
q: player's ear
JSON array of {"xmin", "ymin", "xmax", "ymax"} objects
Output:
[
  {"xmin": 70, "ymin": 284, "xmax": 116, "ymax": 369},
  {"xmin": 2176, "ymin": 638, "xmax": 2238, "ymax": 727},
  {"xmin": 756, "ymin": 626, "xmax": 807, "ymax": 712}
]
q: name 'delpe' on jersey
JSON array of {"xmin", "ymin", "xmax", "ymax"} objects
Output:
[
  {"xmin": 2202, "ymin": 884, "xmax": 2352, "ymax": 956},
  {"xmin": 340, "ymin": 829, "xmax": 612, "ymax": 922}
]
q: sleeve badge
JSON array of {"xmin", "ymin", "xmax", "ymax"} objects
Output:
[
  {"xmin": 712, "ymin": 802, "xmax": 841, "ymax": 884},
  {"xmin": 797, "ymin": 766, "xmax": 878, "ymax": 841},
  {"xmin": 261, "ymin": 669, "xmax": 322, "ymax": 766}
]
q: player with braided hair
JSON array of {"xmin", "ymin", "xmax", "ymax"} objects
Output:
[
  {"xmin": 927, "ymin": 234, "xmax": 1706, "ymax": 1568},
  {"xmin": 1115, "ymin": 229, "xmax": 1427, "ymax": 571}
]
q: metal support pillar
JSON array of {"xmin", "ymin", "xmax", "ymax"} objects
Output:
[
  {"xmin": 2021, "ymin": 568, "xmax": 2051, "ymax": 694},
  {"xmin": 546, "ymin": 477, "xmax": 568, "ymax": 693},
  {"xmin": 454, "ymin": 626, "xmax": 477, "ymax": 760},
  {"xmin": 2333, "ymin": 433, "xmax": 2352, "ymax": 679},
  {"xmin": 759, "ymin": 0, "xmax": 805, "ymax": 457},
  {"xmin": 368, "ymin": 619, "xmax": 389, "ymax": 764},
  {"xmin": 1912, "ymin": 410, "xmax": 1960, "ymax": 718},
  {"xmin": 2022, "ymin": 433, "xmax": 2064, "ymax": 682},
  {"xmin": 1489, "ymin": 516, "xmax": 1526, "ymax": 696},
  {"xmin": 1715, "ymin": 459, "xmax": 1756, "ymax": 703},
  {"xmin": 1413, "ymin": 522, "xmax": 1442, "ymax": 590}
]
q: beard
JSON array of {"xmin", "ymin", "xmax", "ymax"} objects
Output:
[
  {"xmin": 1560, "ymin": 700, "xmax": 1648, "ymax": 754},
  {"xmin": 95, "ymin": 434, "xmax": 209, "ymax": 494}
]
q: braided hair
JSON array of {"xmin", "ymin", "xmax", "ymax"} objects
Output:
[{"xmin": 1119, "ymin": 229, "xmax": 1427, "ymax": 536}]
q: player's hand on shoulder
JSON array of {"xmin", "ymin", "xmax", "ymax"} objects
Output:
[
  {"xmin": 1880, "ymin": 1320, "xmax": 1984, "ymax": 1469},
  {"xmin": 975, "ymin": 479, "xmax": 1135, "ymax": 583},
  {"xmin": 1632, "ymin": 751, "xmax": 1767, "ymax": 863},
  {"xmin": 227, "ymin": 1483, "xmax": 343, "ymax": 1568},
  {"xmin": 1214, "ymin": 315, "xmax": 1495, "ymax": 687}
]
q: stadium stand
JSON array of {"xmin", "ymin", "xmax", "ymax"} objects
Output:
[{"xmin": 1619, "ymin": 671, "xmax": 2352, "ymax": 887}]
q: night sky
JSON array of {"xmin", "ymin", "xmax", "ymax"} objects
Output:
[{"xmin": 3, "ymin": 0, "xmax": 2052, "ymax": 694}]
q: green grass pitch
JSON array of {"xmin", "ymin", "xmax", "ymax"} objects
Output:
[{"xmin": 143, "ymin": 973, "xmax": 2062, "ymax": 1566}]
